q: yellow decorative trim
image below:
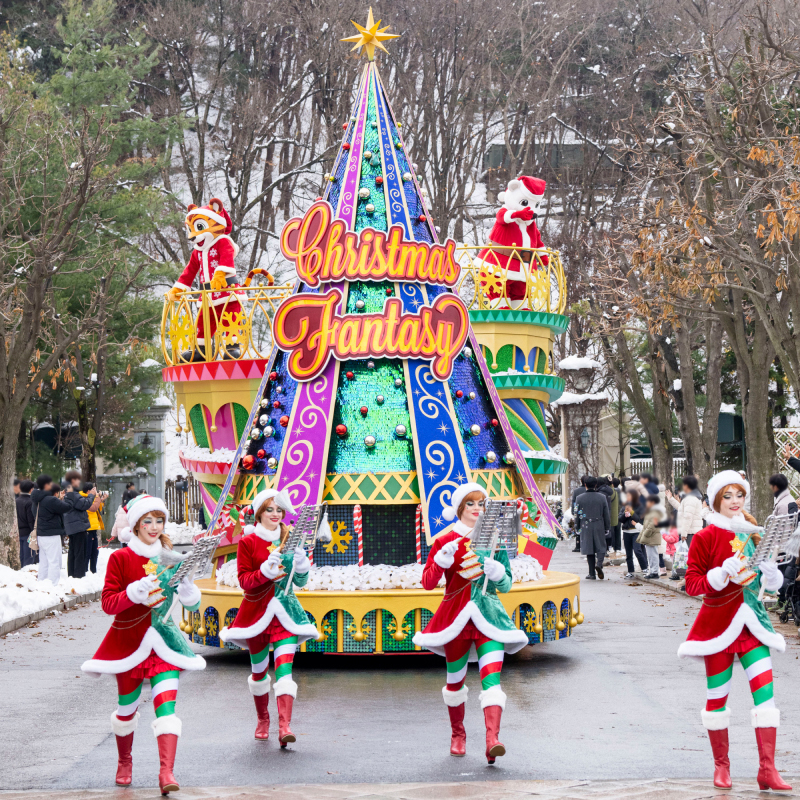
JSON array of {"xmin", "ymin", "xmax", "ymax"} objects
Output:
[
  {"xmin": 234, "ymin": 474, "xmax": 277, "ymax": 504},
  {"xmin": 192, "ymin": 572, "xmax": 582, "ymax": 653}
]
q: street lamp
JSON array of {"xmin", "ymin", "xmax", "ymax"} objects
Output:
[{"xmin": 580, "ymin": 428, "xmax": 591, "ymax": 451}]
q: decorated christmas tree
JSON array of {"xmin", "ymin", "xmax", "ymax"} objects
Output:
[{"xmin": 232, "ymin": 9, "xmax": 558, "ymax": 568}]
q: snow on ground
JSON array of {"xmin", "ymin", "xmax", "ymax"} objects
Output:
[
  {"xmin": 521, "ymin": 448, "xmax": 568, "ymax": 462},
  {"xmin": 215, "ymin": 554, "xmax": 543, "ymax": 591},
  {"xmin": 0, "ymin": 549, "xmax": 112, "ymax": 626}
]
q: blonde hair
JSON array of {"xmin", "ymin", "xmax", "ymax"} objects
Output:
[
  {"xmin": 457, "ymin": 490, "xmax": 486, "ymax": 520},
  {"xmin": 713, "ymin": 483, "xmax": 759, "ymax": 527},
  {"xmin": 254, "ymin": 498, "xmax": 290, "ymax": 545},
  {"xmin": 134, "ymin": 510, "xmax": 172, "ymax": 549}
]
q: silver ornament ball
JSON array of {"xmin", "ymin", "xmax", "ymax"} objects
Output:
[
  {"xmin": 503, "ymin": 452, "xmax": 516, "ymax": 465},
  {"xmin": 358, "ymin": 187, "xmax": 370, "ymax": 199},
  {"xmin": 258, "ymin": 414, "xmax": 269, "ymax": 426},
  {"xmin": 267, "ymin": 457, "xmax": 278, "ymax": 470},
  {"xmin": 376, "ymin": 395, "xmax": 385, "ymax": 405},
  {"xmin": 463, "ymin": 347, "xmax": 472, "ymax": 358},
  {"xmin": 260, "ymin": 398, "xmax": 269, "ymax": 409},
  {"xmin": 395, "ymin": 425, "xmax": 407, "ymax": 437},
  {"xmin": 264, "ymin": 426, "xmax": 274, "ymax": 438},
  {"xmin": 367, "ymin": 360, "xmax": 375, "ymax": 369},
  {"xmin": 355, "ymin": 299, "xmax": 366, "ymax": 310},
  {"xmin": 364, "ymin": 435, "xmax": 376, "ymax": 448},
  {"xmin": 250, "ymin": 427, "xmax": 261, "ymax": 440},
  {"xmin": 402, "ymin": 172, "xmax": 412, "ymax": 182},
  {"xmin": 469, "ymin": 424, "xmax": 481, "ymax": 436},
  {"xmin": 485, "ymin": 451, "xmax": 497, "ymax": 463},
  {"xmin": 394, "ymin": 378, "xmax": 403, "ymax": 388},
  {"xmin": 364, "ymin": 150, "xmax": 373, "ymax": 160},
  {"xmin": 469, "ymin": 391, "xmax": 476, "ymax": 400},
  {"xmin": 365, "ymin": 203, "xmax": 375, "ymax": 213}
]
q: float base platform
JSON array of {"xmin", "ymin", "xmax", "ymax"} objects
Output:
[{"xmin": 181, "ymin": 572, "xmax": 583, "ymax": 654}]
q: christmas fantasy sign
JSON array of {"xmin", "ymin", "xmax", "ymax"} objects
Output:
[
  {"xmin": 274, "ymin": 200, "xmax": 470, "ymax": 382},
  {"xmin": 280, "ymin": 200, "xmax": 461, "ymax": 288}
]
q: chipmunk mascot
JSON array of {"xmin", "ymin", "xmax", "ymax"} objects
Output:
[
  {"xmin": 166, "ymin": 198, "xmax": 243, "ymax": 362},
  {"xmin": 478, "ymin": 176, "xmax": 548, "ymax": 309}
]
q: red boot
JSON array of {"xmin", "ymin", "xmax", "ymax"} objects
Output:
[
  {"xmin": 443, "ymin": 686, "xmax": 468, "ymax": 756},
  {"xmin": 152, "ymin": 716, "xmax": 181, "ymax": 795},
  {"xmin": 702, "ymin": 708, "xmax": 732, "ymax": 789},
  {"xmin": 275, "ymin": 677, "xmax": 297, "ymax": 748},
  {"xmin": 753, "ymin": 708, "xmax": 792, "ymax": 792},
  {"xmin": 248, "ymin": 674, "xmax": 271, "ymax": 740},
  {"xmin": 481, "ymin": 686, "xmax": 506, "ymax": 764},
  {"xmin": 111, "ymin": 711, "xmax": 138, "ymax": 786}
]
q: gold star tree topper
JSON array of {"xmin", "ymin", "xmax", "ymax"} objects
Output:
[{"xmin": 341, "ymin": 8, "xmax": 400, "ymax": 61}]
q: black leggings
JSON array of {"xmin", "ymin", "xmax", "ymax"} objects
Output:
[{"xmin": 623, "ymin": 531, "xmax": 647, "ymax": 573}]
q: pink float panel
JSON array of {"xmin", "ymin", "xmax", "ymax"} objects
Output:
[{"xmin": 210, "ymin": 404, "xmax": 237, "ymax": 451}]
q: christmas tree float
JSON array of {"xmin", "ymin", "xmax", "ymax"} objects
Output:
[{"xmin": 162, "ymin": 9, "xmax": 582, "ymax": 654}]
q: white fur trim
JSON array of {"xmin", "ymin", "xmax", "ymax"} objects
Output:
[
  {"xmin": 480, "ymin": 684, "xmax": 507, "ymax": 710},
  {"xmin": 219, "ymin": 596, "xmax": 320, "ymax": 646},
  {"xmin": 118, "ymin": 526, "xmax": 133, "ymax": 544},
  {"xmin": 707, "ymin": 567, "xmax": 730, "ymax": 592},
  {"xmin": 412, "ymin": 600, "xmax": 529, "ymax": 656},
  {"xmin": 705, "ymin": 511, "xmax": 760, "ymax": 534},
  {"xmin": 442, "ymin": 685, "xmax": 469, "ymax": 707},
  {"xmin": 80, "ymin": 626, "xmax": 207, "ymax": 676},
  {"xmin": 111, "ymin": 710, "xmax": 139, "ymax": 737},
  {"xmin": 125, "ymin": 495, "xmax": 169, "ymax": 534},
  {"xmin": 252, "ymin": 488, "xmax": 296, "ymax": 517},
  {"xmin": 243, "ymin": 524, "xmax": 256, "ymax": 535},
  {"xmin": 442, "ymin": 483, "xmax": 487, "ymax": 522},
  {"xmin": 126, "ymin": 535, "xmax": 163, "ymax": 560},
  {"xmin": 151, "ymin": 715, "xmax": 182, "ymax": 738},
  {"xmin": 254, "ymin": 523, "xmax": 280, "ymax": 543},
  {"xmin": 248, "ymin": 674, "xmax": 271, "ymax": 696},
  {"xmin": 702, "ymin": 707, "xmax": 731, "ymax": 730},
  {"xmin": 678, "ymin": 603, "xmax": 786, "ymax": 658},
  {"xmin": 273, "ymin": 677, "xmax": 297, "ymax": 698},
  {"xmin": 706, "ymin": 471, "xmax": 751, "ymax": 515},
  {"xmin": 752, "ymin": 707, "xmax": 781, "ymax": 728}
]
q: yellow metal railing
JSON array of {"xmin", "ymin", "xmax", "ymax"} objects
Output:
[
  {"xmin": 161, "ymin": 245, "xmax": 565, "ymax": 365},
  {"xmin": 161, "ymin": 281, "xmax": 294, "ymax": 366},
  {"xmin": 454, "ymin": 245, "xmax": 566, "ymax": 315}
]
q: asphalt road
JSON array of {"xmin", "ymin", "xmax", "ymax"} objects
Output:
[{"xmin": 2, "ymin": 542, "xmax": 799, "ymax": 792}]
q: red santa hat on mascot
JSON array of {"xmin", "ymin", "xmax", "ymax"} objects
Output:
[
  {"xmin": 498, "ymin": 176, "xmax": 546, "ymax": 206},
  {"xmin": 185, "ymin": 197, "xmax": 233, "ymax": 235}
]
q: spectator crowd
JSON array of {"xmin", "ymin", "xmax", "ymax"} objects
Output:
[
  {"xmin": 567, "ymin": 470, "xmax": 799, "ymax": 594},
  {"xmin": 11, "ymin": 475, "xmax": 141, "ymax": 586}
]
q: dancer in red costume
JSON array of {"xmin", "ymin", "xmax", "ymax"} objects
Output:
[
  {"xmin": 81, "ymin": 495, "xmax": 204, "ymax": 795},
  {"xmin": 413, "ymin": 483, "xmax": 528, "ymax": 763},
  {"xmin": 679, "ymin": 470, "xmax": 790, "ymax": 791},
  {"xmin": 220, "ymin": 489, "xmax": 319, "ymax": 746}
]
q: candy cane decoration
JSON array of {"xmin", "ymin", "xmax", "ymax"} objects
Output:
[
  {"xmin": 354, "ymin": 504, "xmax": 363, "ymax": 566},
  {"xmin": 415, "ymin": 504, "xmax": 422, "ymax": 563}
]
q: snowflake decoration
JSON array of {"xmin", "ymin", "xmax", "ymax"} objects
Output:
[{"xmin": 322, "ymin": 521, "xmax": 352, "ymax": 554}]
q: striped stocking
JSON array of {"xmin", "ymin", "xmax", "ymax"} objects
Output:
[
  {"xmin": 273, "ymin": 636, "xmax": 298, "ymax": 681},
  {"xmin": 443, "ymin": 638, "xmax": 472, "ymax": 693},
  {"xmin": 477, "ymin": 639, "xmax": 505, "ymax": 689},
  {"xmin": 704, "ymin": 643, "xmax": 775, "ymax": 712},
  {"xmin": 115, "ymin": 674, "xmax": 144, "ymax": 722},
  {"xmin": 150, "ymin": 671, "xmax": 180, "ymax": 718}
]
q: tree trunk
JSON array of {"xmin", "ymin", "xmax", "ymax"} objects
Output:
[{"xmin": 0, "ymin": 407, "xmax": 23, "ymax": 569}]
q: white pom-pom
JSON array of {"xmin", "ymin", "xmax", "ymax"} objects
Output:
[
  {"xmin": 119, "ymin": 526, "xmax": 132, "ymax": 543},
  {"xmin": 243, "ymin": 524, "xmax": 256, "ymax": 535},
  {"xmin": 317, "ymin": 511, "xmax": 332, "ymax": 543},
  {"xmin": 442, "ymin": 506, "xmax": 456, "ymax": 522},
  {"xmin": 497, "ymin": 191, "xmax": 506, "ymax": 204}
]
